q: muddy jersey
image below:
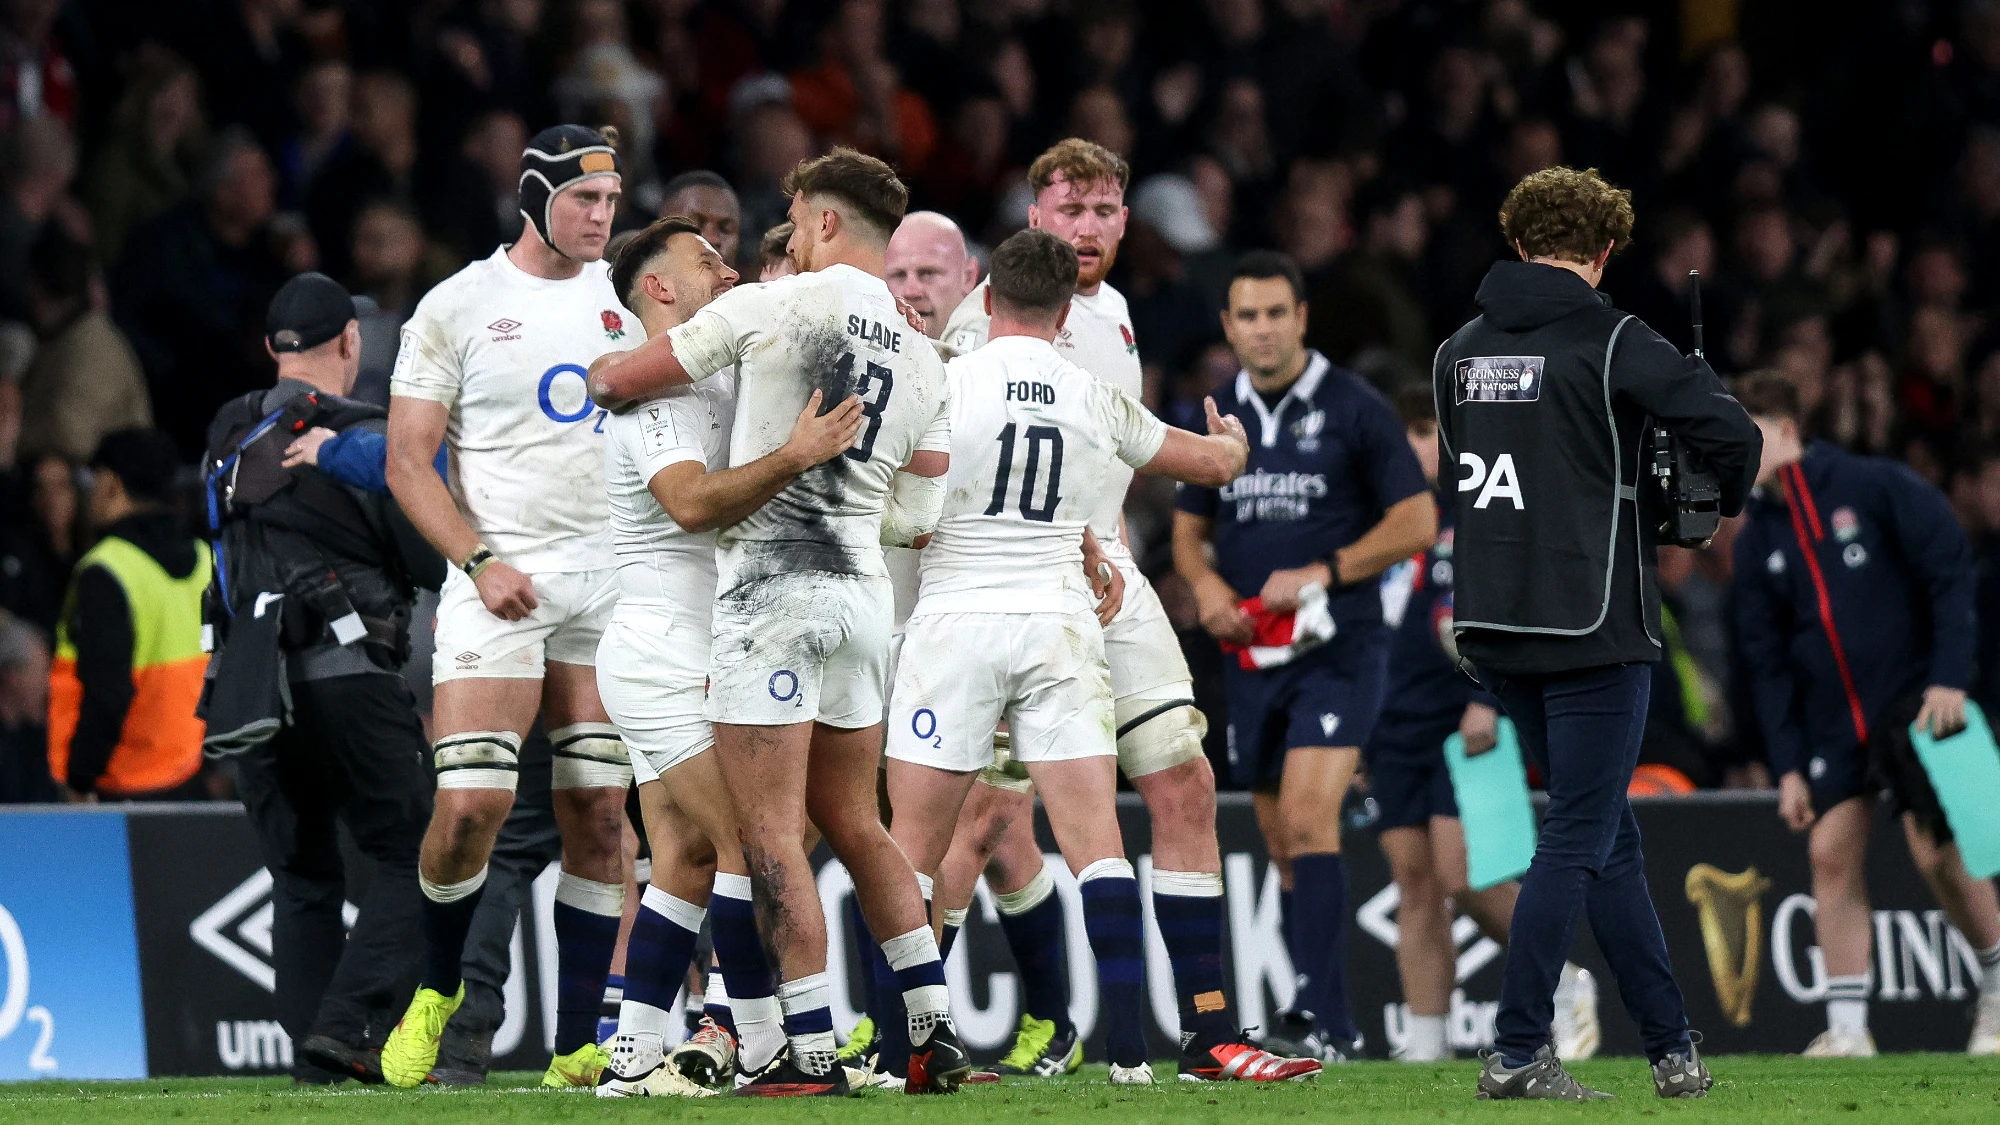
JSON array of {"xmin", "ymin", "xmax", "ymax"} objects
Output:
[
  {"xmin": 392, "ymin": 247, "xmax": 643, "ymax": 573},
  {"xmin": 666, "ymin": 264, "xmax": 951, "ymax": 593}
]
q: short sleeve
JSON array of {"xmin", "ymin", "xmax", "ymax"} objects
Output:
[
  {"xmin": 1176, "ymin": 480, "xmax": 1219, "ymax": 518},
  {"xmin": 633, "ymin": 395, "xmax": 711, "ymax": 479},
  {"xmin": 389, "ymin": 312, "xmax": 461, "ymax": 407},
  {"xmin": 1099, "ymin": 384, "xmax": 1168, "ymax": 468},
  {"xmin": 667, "ymin": 282, "xmax": 769, "ymax": 382},
  {"xmin": 917, "ymin": 390, "xmax": 952, "ymax": 456},
  {"xmin": 1355, "ymin": 390, "xmax": 1428, "ymax": 510},
  {"xmin": 941, "ymin": 285, "xmax": 990, "ymax": 354}
]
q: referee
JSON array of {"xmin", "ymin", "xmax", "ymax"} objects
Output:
[{"xmin": 1433, "ymin": 168, "xmax": 1758, "ymax": 1100}]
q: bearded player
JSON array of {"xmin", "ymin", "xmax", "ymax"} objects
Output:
[
  {"xmin": 380, "ymin": 126, "xmax": 640, "ymax": 1088},
  {"xmin": 937, "ymin": 139, "xmax": 1254, "ymax": 1076}
]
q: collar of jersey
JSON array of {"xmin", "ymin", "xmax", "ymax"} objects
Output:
[
  {"xmin": 490, "ymin": 245, "xmax": 596, "ymax": 289},
  {"xmin": 1235, "ymin": 350, "xmax": 1330, "ymax": 447}
]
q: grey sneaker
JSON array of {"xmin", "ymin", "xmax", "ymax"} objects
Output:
[
  {"xmin": 1476, "ymin": 1046, "xmax": 1614, "ymax": 1101},
  {"xmin": 1652, "ymin": 1033, "xmax": 1713, "ymax": 1098}
]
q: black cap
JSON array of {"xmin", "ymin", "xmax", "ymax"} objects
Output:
[
  {"xmin": 91, "ymin": 427, "xmax": 183, "ymax": 504},
  {"xmin": 265, "ymin": 272, "xmax": 375, "ymax": 353}
]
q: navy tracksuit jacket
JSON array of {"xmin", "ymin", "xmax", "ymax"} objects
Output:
[{"xmin": 1731, "ymin": 442, "xmax": 1978, "ymax": 781}]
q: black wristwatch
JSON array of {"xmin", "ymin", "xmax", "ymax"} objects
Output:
[{"xmin": 461, "ymin": 544, "xmax": 497, "ymax": 580}]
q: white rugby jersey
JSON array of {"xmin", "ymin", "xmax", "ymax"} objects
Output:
[
  {"xmin": 916, "ymin": 335, "xmax": 1165, "ymax": 616},
  {"xmin": 667, "ymin": 264, "xmax": 951, "ymax": 592},
  {"xmin": 392, "ymin": 247, "xmax": 643, "ymax": 573},
  {"xmin": 601, "ymin": 372, "xmax": 736, "ymax": 617},
  {"xmin": 943, "ymin": 278, "xmax": 1146, "ymax": 557}
]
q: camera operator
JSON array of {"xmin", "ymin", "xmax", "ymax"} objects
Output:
[
  {"xmin": 1432, "ymin": 168, "xmax": 1759, "ymax": 1100},
  {"xmin": 200, "ymin": 273, "xmax": 445, "ymax": 1084}
]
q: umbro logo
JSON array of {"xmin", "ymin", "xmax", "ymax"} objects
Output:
[
  {"xmin": 192, "ymin": 869, "xmax": 356, "ymax": 992},
  {"xmin": 456, "ymin": 651, "xmax": 480, "ymax": 664},
  {"xmin": 489, "ymin": 318, "xmax": 523, "ymax": 341}
]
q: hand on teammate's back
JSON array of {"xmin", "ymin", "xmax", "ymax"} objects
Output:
[
  {"xmin": 779, "ymin": 390, "xmax": 866, "ymax": 471},
  {"xmin": 1083, "ymin": 533, "xmax": 1125, "ymax": 625},
  {"xmin": 475, "ymin": 560, "xmax": 540, "ymax": 621}
]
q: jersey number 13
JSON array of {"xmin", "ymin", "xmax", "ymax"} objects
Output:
[{"xmin": 832, "ymin": 352, "xmax": 892, "ymax": 463}]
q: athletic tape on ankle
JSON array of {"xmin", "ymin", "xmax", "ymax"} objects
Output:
[
  {"xmin": 549, "ymin": 722, "xmax": 633, "ymax": 790},
  {"xmin": 995, "ymin": 867, "xmax": 1056, "ymax": 915},
  {"xmin": 705, "ymin": 970, "xmax": 728, "ymax": 1006},
  {"xmin": 915, "ymin": 871, "xmax": 935, "ymax": 900},
  {"xmin": 432, "ymin": 730, "xmax": 523, "ymax": 791},
  {"xmin": 640, "ymin": 884, "xmax": 707, "ymax": 932},
  {"xmin": 633, "ymin": 857, "xmax": 652, "ymax": 886},
  {"xmin": 420, "ymin": 865, "xmax": 488, "ymax": 904},
  {"xmin": 1077, "ymin": 857, "xmax": 1136, "ymax": 884},
  {"xmin": 1151, "ymin": 869, "xmax": 1223, "ymax": 897},
  {"xmin": 883, "ymin": 926, "xmax": 941, "ymax": 971},
  {"xmin": 713, "ymin": 872, "xmax": 753, "ymax": 901},
  {"xmin": 943, "ymin": 908, "xmax": 968, "ymax": 928},
  {"xmin": 556, "ymin": 871, "xmax": 626, "ymax": 917},
  {"xmin": 776, "ymin": 973, "xmax": 831, "ymax": 1013}
]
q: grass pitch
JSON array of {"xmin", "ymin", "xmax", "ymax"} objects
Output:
[{"xmin": 0, "ymin": 1057, "xmax": 1994, "ymax": 1124}]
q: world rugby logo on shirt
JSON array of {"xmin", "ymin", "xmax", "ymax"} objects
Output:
[
  {"xmin": 1292, "ymin": 408, "xmax": 1325, "ymax": 453},
  {"xmin": 1455, "ymin": 355, "xmax": 1545, "ymax": 403}
]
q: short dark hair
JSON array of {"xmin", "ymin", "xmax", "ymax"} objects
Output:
[
  {"xmin": 1734, "ymin": 369, "xmax": 1801, "ymax": 424},
  {"xmin": 1227, "ymin": 250, "xmax": 1305, "ymax": 305},
  {"xmin": 989, "ymin": 228, "xmax": 1078, "ymax": 318},
  {"xmin": 1499, "ymin": 166, "xmax": 1635, "ymax": 263},
  {"xmin": 1394, "ymin": 384, "xmax": 1437, "ymax": 429},
  {"xmin": 91, "ymin": 427, "xmax": 182, "ymax": 504},
  {"xmin": 662, "ymin": 169, "xmax": 735, "ymax": 200},
  {"xmin": 612, "ymin": 216, "xmax": 704, "ymax": 307},
  {"xmin": 758, "ymin": 222, "xmax": 795, "ymax": 271},
  {"xmin": 782, "ymin": 147, "xmax": 908, "ymax": 241}
]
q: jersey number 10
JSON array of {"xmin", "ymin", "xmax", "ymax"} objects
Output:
[
  {"xmin": 832, "ymin": 352, "xmax": 893, "ymax": 463},
  {"xmin": 985, "ymin": 423, "xmax": 1065, "ymax": 522}
]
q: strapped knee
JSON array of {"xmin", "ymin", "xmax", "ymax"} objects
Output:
[
  {"xmin": 550, "ymin": 722, "xmax": 634, "ymax": 790},
  {"xmin": 976, "ymin": 729, "xmax": 1033, "ymax": 794},
  {"xmin": 434, "ymin": 730, "xmax": 523, "ymax": 791},
  {"xmin": 1115, "ymin": 686, "xmax": 1208, "ymax": 778}
]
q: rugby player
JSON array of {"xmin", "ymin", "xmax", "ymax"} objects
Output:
[
  {"xmin": 587, "ymin": 148, "xmax": 970, "ymax": 1095},
  {"xmin": 381, "ymin": 125, "xmax": 639, "ymax": 1089}
]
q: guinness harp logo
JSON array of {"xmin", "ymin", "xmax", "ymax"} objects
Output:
[{"xmin": 1684, "ymin": 864, "xmax": 1772, "ymax": 1027}]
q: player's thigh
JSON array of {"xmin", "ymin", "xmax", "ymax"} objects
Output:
[
  {"xmin": 431, "ymin": 567, "xmax": 560, "ymax": 695},
  {"xmin": 657, "ymin": 748, "xmax": 740, "ymax": 858},
  {"xmin": 541, "ymin": 568, "xmax": 619, "ymax": 682},
  {"xmin": 815, "ymin": 575, "xmax": 894, "ymax": 731},
  {"xmin": 886, "ymin": 614, "xmax": 1010, "ymax": 774},
  {"xmin": 1807, "ymin": 795, "xmax": 1874, "ymax": 881},
  {"xmin": 713, "ymin": 720, "xmax": 813, "ymax": 847},
  {"xmin": 806, "ymin": 720, "xmax": 894, "ymax": 846},
  {"xmin": 883, "ymin": 758, "xmax": 980, "ymax": 874},
  {"xmin": 635, "ymin": 776, "xmax": 717, "ymax": 900},
  {"xmin": 706, "ymin": 577, "xmax": 840, "ymax": 727},
  {"xmin": 597, "ymin": 608, "xmax": 713, "ymax": 792},
  {"xmin": 1102, "ymin": 570, "xmax": 1192, "ymax": 698},
  {"xmin": 1023, "ymin": 755, "xmax": 1123, "ymax": 871},
  {"xmin": 1427, "ymin": 814, "xmax": 1473, "ymax": 897},
  {"xmin": 1377, "ymin": 823, "xmax": 1436, "ymax": 889}
]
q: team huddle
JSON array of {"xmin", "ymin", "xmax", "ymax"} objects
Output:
[{"xmin": 365, "ymin": 125, "xmax": 1342, "ymax": 1096}]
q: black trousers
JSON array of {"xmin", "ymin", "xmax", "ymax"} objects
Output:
[{"xmin": 233, "ymin": 672, "xmax": 432, "ymax": 1064}]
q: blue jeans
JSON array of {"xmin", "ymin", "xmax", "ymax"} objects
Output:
[{"xmin": 1488, "ymin": 663, "xmax": 1692, "ymax": 1065}]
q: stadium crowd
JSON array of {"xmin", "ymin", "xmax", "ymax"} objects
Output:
[{"xmin": 1, "ymin": 0, "xmax": 1999, "ymax": 800}]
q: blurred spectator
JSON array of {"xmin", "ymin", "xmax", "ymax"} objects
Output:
[
  {"xmin": 0, "ymin": 113, "xmax": 80, "ymax": 323},
  {"xmin": 1310, "ymin": 177, "xmax": 1431, "ymax": 384},
  {"xmin": 347, "ymin": 200, "xmax": 438, "ymax": 404},
  {"xmin": 0, "ymin": 0, "xmax": 75, "ymax": 131},
  {"xmin": 306, "ymin": 70, "xmax": 419, "ymax": 281},
  {"xmin": 422, "ymin": 107, "xmax": 527, "ymax": 263},
  {"xmin": 181, "ymin": 0, "xmax": 308, "ymax": 151},
  {"xmin": 734, "ymin": 100, "xmax": 817, "ymax": 260},
  {"xmin": 9, "ymin": 454, "xmax": 78, "ymax": 636},
  {"xmin": 277, "ymin": 58, "xmax": 351, "ymax": 210},
  {"xmin": 87, "ymin": 50, "xmax": 207, "ymax": 261},
  {"xmin": 757, "ymin": 219, "xmax": 796, "ymax": 281},
  {"xmin": 790, "ymin": 0, "xmax": 937, "ymax": 173},
  {"xmin": 552, "ymin": 0, "xmax": 664, "ymax": 208},
  {"xmin": 48, "ymin": 427, "xmax": 208, "ymax": 802},
  {"xmin": 0, "ymin": 610, "xmax": 52, "ymax": 803},
  {"xmin": 114, "ymin": 128, "xmax": 300, "ymax": 458},
  {"xmin": 659, "ymin": 170, "xmax": 743, "ymax": 265},
  {"xmin": 19, "ymin": 226, "xmax": 151, "ymax": 464},
  {"xmin": 1134, "ymin": 171, "xmax": 1230, "ymax": 313},
  {"xmin": 420, "ymin": 0, "xmax": 552, "ymax": 155}
]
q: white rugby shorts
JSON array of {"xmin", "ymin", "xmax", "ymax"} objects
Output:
[
  {"xmin": 1103, "ymin": 561, "xmax": 1191, "ymax": 700},
  {"xmin": 885, "ymin": 609, "xmax": 1116, "ymax": 773},
  {"xmin": 433, "ymin": 567, "xmax": 617, "ymax": 683},
  {"xmin": 596, "ymin": 602, "xmax": 714, "ymax": 782},
  {"xmin": 706, "ymin": 574, "xmax": 892, "ymax": 728}
]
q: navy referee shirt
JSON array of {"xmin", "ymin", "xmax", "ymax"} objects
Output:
[{"xmin": 1177, "ymin": 351, "xmax": 1428, "ymax": 632}]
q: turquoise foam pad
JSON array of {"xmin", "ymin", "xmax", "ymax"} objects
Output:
[
  {"xmin": 1908, "ymin": 700, "xmax": 2000, "ymax": 879},
  {"xmin": 1443, "ymin": 718, "xmax": 1538, "ymax": 890}
]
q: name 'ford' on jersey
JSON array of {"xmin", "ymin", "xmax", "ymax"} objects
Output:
[
  {"xmin": 917, "ymin": 335, "xmax": 1166, "ymax": 617},
  {"xmin": 666, "ymin": 264, "xmax": 951, "ymax": 594},
  {"xmin": 1176, "ymin": 351, "xmax": 1428, "ymax": 630},
  {"xmin": 392, "ymin": 247, "xmax": 645, "ymax": 573}
]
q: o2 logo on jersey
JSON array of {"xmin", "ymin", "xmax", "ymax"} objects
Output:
[
  {"xmin": 769, "ymin": 670, "xmax": 802, "ymax": 706},
  {"xmin": 538, "ymin": 363, "xmax": 608, "ymax": 431},
  {"xmin": 911, "ymin": 708, "xmax": 942, "ymax": 749}
]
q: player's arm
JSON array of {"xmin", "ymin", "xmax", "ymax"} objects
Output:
[
  {"xmin": 882, "ymin": 449, "xmax": 949, "ymax": 549},
  {"xmin": 588, "ymin": 335, "xmax": 696, "ymax": 412},
  {"xmin": 1173, "ymin": 509, "xmax": 1253, "ymax": 645},
  {"xmin": 1139, "ymin": 396, "xmax": 1250, "ymax": 487},
  {"xmin": 387, "ymin": 395, "xmax": 538, "ymax": 620},
  {"xmin": 652, "ymin": 390, "xmax": 865, "ymax": 533}
]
